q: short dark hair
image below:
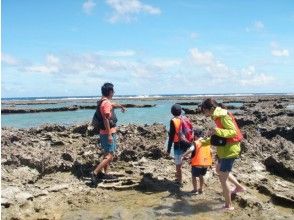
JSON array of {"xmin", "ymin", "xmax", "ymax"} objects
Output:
[
  {"xmin": 171, "ymin": 104, "xmax": 181, "ymax": 116},
  {"xmin": 101, "ymin": 82, "xmax": 114, "ymax": 96}
]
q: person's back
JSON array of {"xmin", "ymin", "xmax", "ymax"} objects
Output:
[{"xmin": 191, "ymin": 140, "xmax": 212, "ymax": 168}]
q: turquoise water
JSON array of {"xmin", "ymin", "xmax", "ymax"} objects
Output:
[
  {"xmin": 1, "ymin": 99, "xmax": 245, "ymax": 129},
  {"xmin": 1, "ymin": 100, "xmax": 180, "ymax": 129}
]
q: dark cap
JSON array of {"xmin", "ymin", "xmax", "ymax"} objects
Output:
[{"xmin": 171, "ymin": 104, "xmax": 182, "ymax": 116}]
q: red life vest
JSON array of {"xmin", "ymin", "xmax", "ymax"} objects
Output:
[
  {"xmin": 191, "ymin": 140, "xmax": 212, "ymax": 167},
  {"xmin": 172, "ymin": 117, "xmax": 181, "ymax": 143},
  {"xmin": 214, "ymin": 112, "xmax": 243, "ymax": 144}
]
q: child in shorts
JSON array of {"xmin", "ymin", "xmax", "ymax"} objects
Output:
[{"xmin": 182, "ymin": 129, "xmax": 212, "ymax": 194}]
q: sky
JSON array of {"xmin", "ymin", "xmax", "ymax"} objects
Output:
[{"xmin": 1, "ymin": 0, "xmax": 294, "ymax": 97}]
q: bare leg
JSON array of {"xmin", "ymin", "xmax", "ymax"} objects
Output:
[
  {"xmin": 94, "ymin": 153, "xmax": 113, "ymax": 175},
  {"xmin": 192, "ymin": 176, "xmax": 197, "ymax": 191},
  {"xmin": 228, "ymin": 173, "xmax": 246, "ymax": 191},
  {"xmin": 103, "ymin": 162, "xmax": 110, "ymax": 174},
  {"xmin": 176, "ymin": 164, "xmax": 182, "ymax": 183},
  {"xmin": 199, "ymin": 175, "xmax": 204, "ymax": 193},
  {"xmin": 219, "ymin": 171, "xmax": 232, "ymax": 208}
]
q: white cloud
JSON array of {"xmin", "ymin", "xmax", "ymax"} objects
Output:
[
  {"xmin": 189, "ymin": 48, "xmax": 275, "ymax": 86},
  {"xmin": 106, "ymin": 0, "xmax": 161, "ymax": 23},
  {"xmin": 190, "ymin": 48, "xmax": 214, "ymax": 65},
  {"xmin": 21, "ymin": 52, "xmax": 181, "ymax": 81},
  {"xmin": 269, "ymin": 41, "xmax": 290, "ymax": 57},
  {"xmin": 24, "ymin": 54, "xmax": 60, "ymax": 74},
  {"xmin": 8, "ymin": 48, "xmax": 276, "ymax": 94},
  {"xmin": 83, "ymin": 0, "xmax": 96, "ymax": 15},
  {"xmin": 152, "ymin": 59, "xmax": 181, "ymax": 69},
  {"xmin": 239, "ymin": 73, "xmax": 274, "ymax": 86},
  {"xmin": 1, "ymin": 53, "xmax": 18, "ymax": 65},
  {"xmin": 271, "ymin": 49, "xmax": 289, "ymax": 57},
  {"xmin": 246, "ymin": 20, "xmax": 265, "ymax": 32}
]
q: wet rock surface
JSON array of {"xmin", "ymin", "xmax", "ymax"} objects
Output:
[{"xmin": 1, "ymin": 95, "xmax": 294, "ymax": 219}]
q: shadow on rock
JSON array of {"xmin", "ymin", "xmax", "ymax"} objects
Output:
[
  {"xmin": 135, "ymin": 173, "xmax": 184, "ymax": 196},
  {"xmin": 153, "ymin": 199, "xmax": 220, "ymax": 217}
]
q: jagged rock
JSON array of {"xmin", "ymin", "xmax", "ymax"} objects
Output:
[
  {"xmin": 120, "ymin": 150, "xmax": 137, "ymax": 162},
  {"xmin": 1, "ymin": 186, "xmax": 21, "ymax": 203},
  {"xmin": 72, "ymin": 124, "xmax": 88, "ymax": 135},
  {"xmin": 61, "ymin": 153, "xmax": 74, "ymax": 162},
  {"xmin": 15, "ymin": 192, "xmax": 33, "ymax": 204},
  {"xmin": 264, "ymin": 156, "xmax": 294, "ymax": 181}
]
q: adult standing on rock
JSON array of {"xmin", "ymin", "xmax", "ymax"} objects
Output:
[
  {"xmin": 91, "ymin": 82, "xmax": 126, "ymax": 185},
  {"xmin": 200, "ymin": 98, "xmax": 246, "ymax": 211}
]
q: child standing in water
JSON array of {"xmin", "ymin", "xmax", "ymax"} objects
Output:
[
  {"xmin": 201, "ymin": 98, "xmax": 246, "ymax": 211},
  {"xmin": 181, "ymin": 129, "xmax": 212, "ymax": 194}
]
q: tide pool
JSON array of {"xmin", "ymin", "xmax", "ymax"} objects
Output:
[{"xmin": 1, "ymin": 100, "xmax": 180, "ymax": 129}]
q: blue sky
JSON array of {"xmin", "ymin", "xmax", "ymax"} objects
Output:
[{"xmin": 2, "ymin": 0, "xmax": 294, "ymax": 97}]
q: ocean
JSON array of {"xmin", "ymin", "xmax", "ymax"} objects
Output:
[{"xmin": 1, "ymin": 93, "xmax": 293, "ymax": 129}]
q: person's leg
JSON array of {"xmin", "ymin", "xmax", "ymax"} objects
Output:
[
  {"xmin": 215, "ymin": 160, "xmax": 220, "ymax": 175},
  {"xmin": 219, "ymin": 171, "xmax": 232, "ymax": 208},
  {"xmin": 103, "ymin": 161, "xmax": 110, "ymax": 174},
  {"xmin": 199, "ymin": 168, "xmax": 207, "ymax": 193},
  {"xmin": 192, "ymin": 176, "xmax": 197, "ymax": 192},
  {"xmin": 174, "ymin": 148, "xmax": 182, "ymax": 183},
  {"xmin": 102, "ymin": 133, "xmax": 117, "ymax": 175},
  {"xmin": 221, "ymin": 158, "xmax": 246, "ymax": 193},
  {"xmin": 199, "ymin": 175, "xmax": 204, "ymax": 193},
  {"xmin": 228, "ymin": 173, "xmax": 246, "ymax": 192},
  {"xmin": 176, "ymin": 164, "xmax": 182, "ymax": 183},
  {"xmin": 94, "ymin": 153, "xmax": 113, "ymax": 175}
]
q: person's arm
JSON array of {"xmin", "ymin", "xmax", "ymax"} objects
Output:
[
  {"xmin": 182, "ymin": 145, "xmax": 194, "ymax": 158},
  {"xmin": 101, "ymin": 101, "xmax": 113, "ymax": 143},
  {"xmin": 200, "ymin": 137, "xmax": 211, "ymax": 146},
  {"xmin": 103, "ymin": 114, "xmax": 112, "ymax": 143},
  {"xmin": 111, "ymin": 102, "xmax": 126, "ymax": 112},
  {"xmin": 181, "ymin": 144, "xmax": 195, "ymax": 163},
  {"xmin": 214, "ymin": 115, "xmax": 237, "ymax": 138},
  {"xmin": 167, "ymin": 120, "xmax": 175, "ymax": 154}
]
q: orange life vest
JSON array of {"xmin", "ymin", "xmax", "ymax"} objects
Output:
[
  {"xmin": 172, "ymin": 117, "xmax": 181, "ymax": 143},
  {"xmin": 214, "ymin": 112, "xmax": 243, "ymax": 144},
  {"xmin": 191, "ymin": 140, "xmax": 212, "ymax": 167}
]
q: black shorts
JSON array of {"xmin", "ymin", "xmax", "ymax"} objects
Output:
[{"xmin": 191, "ymin": 167, "xmax": 207, "ymax": 177}]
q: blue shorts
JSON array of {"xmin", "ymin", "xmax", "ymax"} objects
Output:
[
  {"xmin": 99, "ymin": 133, "xmax": 117, "ymax": 153},
  {"xmin": 191, "ymin": 167, "xmax": 207, "ymax": 177},
  {"xmin": 219, "ymin": 158, "xmax": 235, "ymax": 172},
  {"xmin": 174, "ymin": 147, "xmax": 184, "ymax": 165}
]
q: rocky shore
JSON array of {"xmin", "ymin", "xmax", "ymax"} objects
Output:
[{"xmin": 1, "ymin": 95, "xmax": 294, "ymax": 219}]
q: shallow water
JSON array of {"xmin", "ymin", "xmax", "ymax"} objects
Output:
[
  {"xmin": 60, "ymin": 190, "xmax": 230, "ymax": 220},
  {"xmin": 1, "ymin": 99, "xmax": 243, "ymax": 129}
]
